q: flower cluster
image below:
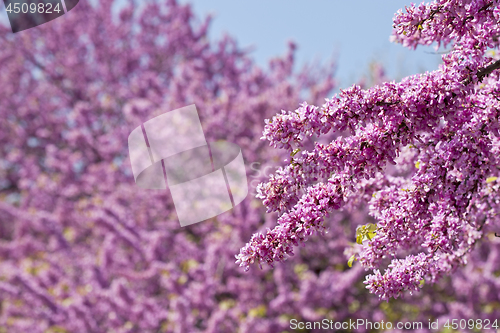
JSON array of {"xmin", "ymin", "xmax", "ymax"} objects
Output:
[
  {"xmin": 242, "ymin": 0, "xmax": 500, "ymax": 301},
  {"xmin": 3, "ymin": 0, "xmax": 500, "ymax": 331}
]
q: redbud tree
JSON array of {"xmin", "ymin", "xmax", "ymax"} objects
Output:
[
  {"xmin": 238, "ymin": 0, "xmax": 500, "ymax": 301},
  {"xmin": 1, "ymin": 0, "xmax": 500, "ymax": 332}
]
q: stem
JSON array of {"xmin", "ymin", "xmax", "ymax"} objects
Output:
[
  {"xmin": 463, "ymin": 59, "xmax": 500, "ymax": 85},
  {"xmin": 477, "ymin": 59, "xmax": 500, "ymax": 82}
]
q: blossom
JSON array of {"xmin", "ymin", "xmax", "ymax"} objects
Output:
[{"xmin": 246, "ymin": 0, "xmax": 500, "ymax": 301}]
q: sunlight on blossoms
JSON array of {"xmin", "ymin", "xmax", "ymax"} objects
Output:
[{"xmin": 0, "ymin": 0, "xmax": 500, "ymax": 332}]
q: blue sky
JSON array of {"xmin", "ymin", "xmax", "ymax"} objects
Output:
[
  {"xmin": 177, "ymin": 0, "xmax": 444, "ymax": 89},
  {"xmin": 0, "ymin": 0, "xmax": 444, "ymax": 89}
]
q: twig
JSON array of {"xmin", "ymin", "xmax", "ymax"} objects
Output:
[{"xmin": 477, "ymin": 59, "xmax": 500, "ymax": 82}]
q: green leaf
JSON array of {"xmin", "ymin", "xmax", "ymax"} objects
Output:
[
  {"xmin": 294, "ymin": 264, "xmax": 308, "ymax": 275},
  {"xmin": 367, "ymin": 232, "xmax": 376, "ymax": 240},
  {"xmin": 356, "ymin": 233, "xmax": 363, "ymax": 244},
  {"xmin": 248, "ymin": 305, "xmax": 267, "ymax": 318},
  {"xmin": 415, "ymin": 161, "xmax": 420, "ymax": 169},
  {"xmin": 347, "ymin": 254, "xmax": 356, "ymax": 268},
  {"xmin": 291, "ymin": 148, "xmax": 301, "ymax": 157},
  {"xmin": 486, "ymin": 176, "xmax": 498, "ymax": 183},
  {"xmin": 366, "ymin": 223, "xmax": 377, "ymax": 232}
]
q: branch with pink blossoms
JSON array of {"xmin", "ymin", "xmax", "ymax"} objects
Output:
[
  {"xmin": 239, "ymin": 65, "xmax": 469, "ymax": 271},
  {"xmin": 239, "ymin": 0, "xmax": 500, "ymax": 300},
  {"xmin": 237, "ymin": 181, "xmax": 342, "ymax": 270}
]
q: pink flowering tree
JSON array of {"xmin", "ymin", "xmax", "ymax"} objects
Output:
[
  {"xmin": 2, "ymin": 0, "xmax": 500, "ymax": 332},
  {"xmin": 238, "ymin": 0, "xmax": 500, "ymax": 302}
]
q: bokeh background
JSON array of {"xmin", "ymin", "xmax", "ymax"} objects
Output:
[{"xmin": 0, "ymin": 0, "xmax": 500, "ymax": 332}]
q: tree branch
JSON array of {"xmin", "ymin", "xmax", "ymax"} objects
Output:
[
  {"xmin": 477, "ymin": 59, "xmax": 500, "ymax": 82},
  {"xmin": 462, "ymin": 59, "xmax": 500, "ymax": 85}
]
